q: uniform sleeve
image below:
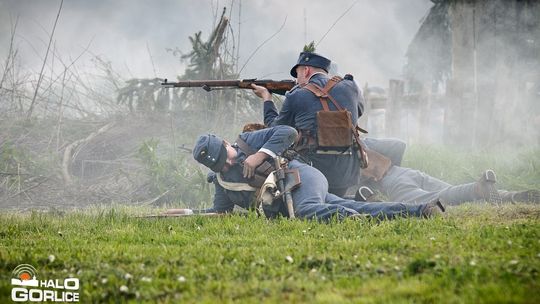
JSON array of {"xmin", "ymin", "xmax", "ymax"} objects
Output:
[
  {"xmin": 357, "ymin": 88, "xmax": 365, "ymax": 117},
  {"xmin": 242, "ymin": 126, "xmax": 298, "ymax": 157},
  {"xmin": 263, "ymin": 94, "xmax": 296, "ymax": 127},
  {"xmin": 346, "ymin": 80, "xmax": 364, "ymax": 118},
  {"xmin": 263, "ymin": 101, "xmax": 279, "ymax": 126}
]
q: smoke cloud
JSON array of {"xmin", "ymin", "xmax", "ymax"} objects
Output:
[{"xmin": 0, "ymin": 0, "xmax": 431, "ymax": 86}]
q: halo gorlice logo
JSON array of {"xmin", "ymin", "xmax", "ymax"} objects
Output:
[{"xmin": 11, "ymin": 264, "xmax": 80, "ymax": 302}]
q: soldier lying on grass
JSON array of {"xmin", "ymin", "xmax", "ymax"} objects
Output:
[
  {"xmin": 354, "ymin": 138, "xmax": 540, "ymax": 205},
  {"xmin": 173, "ymin": 125, "xmax": 444, "ymax": 221}
]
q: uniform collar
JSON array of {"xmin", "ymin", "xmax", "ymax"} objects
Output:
[{"xmin": 308, "ymin": 72, "xmax": 328, "ymax": 82}]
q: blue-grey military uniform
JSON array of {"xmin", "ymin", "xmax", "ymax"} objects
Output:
[
  {"xmin": 193, "ymin": 126, "xmax": 435, "ymax": 221},
  {"xmin": 263, "ymin": 52, "xmax": 364, "ymax": 196},
  {"xmin": 361, "ymin": 138, "xmax": 482, "ymax": 205}
]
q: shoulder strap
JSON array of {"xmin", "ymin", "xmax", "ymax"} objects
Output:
[
  {"xmin": 321, "ymin": 76, "xmax": 345, "ymax": 111},
  {"xmin": 302, "ymin": 76, "xmax": 345, "ymax": 112},
  {"xmin": 322, "ymin": 76, "xmax": 342, "ymax": 93},
  {"xmin": 235, "ymin": 136, "xmax": 257, "ymax": 156},
  {"xmin": 303, "ymin": 83, "xmax": 330, "ymax": 111}
]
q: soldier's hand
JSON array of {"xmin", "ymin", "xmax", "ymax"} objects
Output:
[
  {"xmin": 250, "ymin": 84, "xmax": 272, "ymax": 101},
  {"xmin": 242, "ymin": 152, "xmax": 269, "ymax": 178}
]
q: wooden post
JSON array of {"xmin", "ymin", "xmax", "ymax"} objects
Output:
[
  {"xmin": 473, "ymin": 0, "xmax": 496, "ymax": 147},
  {"xmin": 418, "ymin": 83, "xmax": 432, "ymax": 142},
  {"xmin": 386, "ymin": 79, "xmax": 404, "ymax": 138},
  {"xmin": 445, "ymin": 0, "xmax": 476, "ymax": 147}
]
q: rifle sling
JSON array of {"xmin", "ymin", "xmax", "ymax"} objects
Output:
[{"xmin": 235, "ymin": 136, "xmax": 257, "ymax": 156}]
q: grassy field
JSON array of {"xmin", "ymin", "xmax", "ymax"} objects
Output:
[
  {"xmin": 1, "ymin": 146, "xmax": 539, "ymax": 303},
  {"xmin": 1, "ymin": 204, "xmax": 539, "ymax": 303}
]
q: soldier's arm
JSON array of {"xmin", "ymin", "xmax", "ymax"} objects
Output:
[
  {"xmin": 263, "ymin": 95, "xmax": 296, "ymax": 127},
  {"xmin": 357, "ymin": 90, "xmax": 365, "ymax": 117},
  {"xmin": 241, "ymin": 126, "xmax": 298, "ymax": 157},
  {"xmin": 263, "ymin": 100, "xmax": 279, "ymax": 126},
  {"xmin": 240, "ymin": 126, "xmax": 297, "ymax": 178},
  {"xmin": 251, "ymin": 83, "xmax": 296, "ymax": 127}
]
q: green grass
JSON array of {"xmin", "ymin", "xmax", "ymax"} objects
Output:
[
  {"xmin": 1, "ymin": 146, "xmax": 539, "ymax": 303},
  {"xmin": 1, "ymin": 205, "xmax": 539, "ymax": 303}
]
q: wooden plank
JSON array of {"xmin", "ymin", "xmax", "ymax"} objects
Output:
[{"xmin": 386, "ymin": 79, "xmax": 404, "ymax": 137}]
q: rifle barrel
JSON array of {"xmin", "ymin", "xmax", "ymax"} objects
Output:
[
  {"xmin": 161, "ymin": 79, "xmax": 296, "ymax": 95},
  {"xmin": 161, "ymin": 80, "xmax": 242, "ymax": 87}
]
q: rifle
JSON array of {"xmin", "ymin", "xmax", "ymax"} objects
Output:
[
  {"xmin": 273, "ymin": 156, "xmax": 296, "ymax": 219},
  {"xmin": 161, "ymin": 78, "xmax": 296, "ymax": 96}
]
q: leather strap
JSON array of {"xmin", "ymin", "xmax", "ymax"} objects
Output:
[
  {"xmin": 302, "ymin": 76, "xmax": 345, "ymax": 112},
  {"xmin": 235, "ymin": 136, "xmax": 257, "ymax": 156},
  {"xmin": 303, "ymin": 83, "xmax": 330, "ymax": 111},
  {"xmin": 361, "ymin": 148, "xmax": 392, "ymax": 181}
]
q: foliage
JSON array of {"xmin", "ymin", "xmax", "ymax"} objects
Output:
[
  {"xmin": 0, "ymin": 136, "xmax": 58, "ymax": 182},
  {"xmin": 0, "ymin": 142, "xmax": 28, "ymax": 191},
  {"xmin": 172, "ymin": 8, "xmax": 235, "ymax": 81},
  {"xmin": 166, "ymin": 8, "xmax": 262, "ymax": 129},
  {"xmin": 137, "ymin": 139, "xmax": 212, "ymax": 206},
  {"xmin": 116, "ymin": 78, "xmax": 168, "ymax": 114},
  {"xmin": 303, "ymin": 41, "xmax": 316, "ymax": 53},
  {"xmin": 0, "ymin": 204, "xmax": 539, "ymax": 302}
]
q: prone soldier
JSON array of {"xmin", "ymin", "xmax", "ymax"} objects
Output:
[
  {"xmin": 356, "ymin": 137, "xmax": 540, "ymax": 205},
  {"xmin": 190, "ymin": 125, "xmax": 444, "ymax": 221}
]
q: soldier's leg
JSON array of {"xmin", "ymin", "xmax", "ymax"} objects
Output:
[
  {"xmin": 380, "ymin": 167, "xmax": 502, "ymax": 205},
  {"xmin": 379, "ymin": 165, "xmax": 451, "ymax": 192},
  {"xmin": 328, "ymin": 187, "xmax": 348, "ymax": 197},
  {"xmin": 324, "ymin": 193, "xmax": 443, "ymax": 219},
  {"xmin": 499, "ymin": 189, "xmax": 540, "ymax": 203},
  {"xmin": 378, "ymin": 166, "xmax": 441, "ymax": 203},
  {"xmin": 438, "ymin": 170, "xmax": 501, "ymax": 205},
  {"xmin": 415, "ymin": 171, "xmax": 452, "ymax": 192},
  {"xmin": 435, "ymin": 183, "xmax": 477, "ymax": 205},
  {"xmin": 290, "ymin": 161, "xmax": 358, "ymax": 221}
]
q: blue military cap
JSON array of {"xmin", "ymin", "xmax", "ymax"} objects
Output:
[
  {"xmin": 192, "ymin": 134, "xmax": 227, "ymax": 173},
  {"xmin": 290, "ymin": 52, "xmax": 331, "ymax": 78}
]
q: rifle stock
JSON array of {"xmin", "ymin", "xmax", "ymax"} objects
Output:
[{"xmin": 161, "ymin": 78, "xmax": 296, "ymax": 96}]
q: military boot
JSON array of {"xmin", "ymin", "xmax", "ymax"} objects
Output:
[
  {"xmin": 355, "ymin": 186, "xmax": 374, "ymax": 201},
  {"xmin": 354, "ymin": 186, "xmax": 381, "ymax": 202},
  {"xmin": 474, "ymin": 170, "xmax": 502, "ymax": 204},
  {"xmin": 420, "ymin": 200, "xmax": 445, "ymax": 218},
  {"xmin": 499, "ymin": 190, "xmax": 540, "ymax": 204}
]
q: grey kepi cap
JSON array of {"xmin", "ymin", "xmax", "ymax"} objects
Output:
[{"xmin": 193, "ymin": 134, "xmax": 227, "ymax": 172}]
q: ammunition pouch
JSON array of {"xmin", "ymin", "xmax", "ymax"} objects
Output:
[
  {"xmin": 360, "ymin": 148, "xmax": 392, "ymax": 181},
  {"xmin": 316, "ymin": 110, "xmax": 353, "ymax": 150}
]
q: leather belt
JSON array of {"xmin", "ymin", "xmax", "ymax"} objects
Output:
[{"xmin": 316, "ymin": 149, "xmax": 352, "ymax": 155}]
